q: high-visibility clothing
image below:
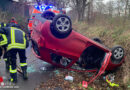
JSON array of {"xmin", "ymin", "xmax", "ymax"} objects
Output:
[
  {"xmin": 8, "ymin": 49, "xmax": 27, "ymax": 82},
  {"xmin": 0, "ymin": 34, "xmax": 8, "ymax": 46},
  {"xmin": 7, "ymin": 27, "xmax": 27, "ymax": 51},
  {"xmin": 9, "ymin": 65, "xmax": 17, "ymax": 74},
  {"xmin": 20, "ymin": 63, "xmax": 27, "ymax": 67},
  {"xmin": 4, "ymin": 58, "xmax": 7, "ymax": 61},
  {"xmin": 10, "ymin": 78, "xmax": 14, "ymax": 82},
  {"xmin": 0, "ymin": 23, "xmax": 6, "ymax": 28}
]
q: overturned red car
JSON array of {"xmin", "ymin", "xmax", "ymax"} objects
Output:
[{"xmin": 29, "ymin": 5, "xmax": 125, "ymax": 84}]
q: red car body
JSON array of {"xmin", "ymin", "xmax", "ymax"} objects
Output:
[
  {"xmin": 29, "ymin": 7, "xmax": 125, "ymax": 84},
  {"xmin": 31, "ymin": 20, "xmax": 124, "ymax": 70}
]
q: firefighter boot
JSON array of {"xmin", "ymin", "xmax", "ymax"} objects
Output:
[{"xmin": 9, "ymin": 73, "xmax": 17, "ymax": 83}]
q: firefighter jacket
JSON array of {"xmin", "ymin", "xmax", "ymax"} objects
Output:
[
  {"xmin": 0, "ymin": 34, "xmax": 8, "ymax": 46},
  {"xmin": 0, "ymin": 27, "xmax": 29, "ymax": 51}
]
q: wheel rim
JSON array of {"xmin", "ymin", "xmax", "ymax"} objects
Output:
[
  {"xmin": 113, "ymin": 47, "xmax": 124, "ymax": 60},
  {"xmin": 56, "ymin": 17, "xmax": 70, "ymax": 32},
  {"xmin": 60, "ymin": 57, "xmax": 68, "ymax": 66}
]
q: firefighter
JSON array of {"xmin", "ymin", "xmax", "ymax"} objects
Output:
[
  {"xmin": 5, "ymin": 17, "xmax": 18, "ymax": 27},
  {"xmin": 10, "ymin": 17, "xmax": 18, "ymax": 24},
  {"xmin": 0, "ymin": 22, "xmax": 8, "ymax": 71},
  {"xmin": 7, "ymin": 17, "xmax": 18, "ymax": 25},
  {"xmin": 0, "ymin": 22, "xmax": 6, "ymax": 60},
  {"xmin": 0, "ymin": 22, "xmax": 7, "ymax": 28},
  {"xmin": 0, "ymin": 33, "xmax": 8, "ymax": 62},
  {"xmin": 0, "ymin": 24, "xmax": 29, "ymax": 83}
]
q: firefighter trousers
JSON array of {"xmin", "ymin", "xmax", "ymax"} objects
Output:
[{"xmin": 7, "ymin": 49, "xmax": 27, "ymax": 82}]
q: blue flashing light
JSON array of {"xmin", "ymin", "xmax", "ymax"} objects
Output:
[
  {"xmin": 35, "ymin": 5, "xmax": 38, "ymax": 8},
  {"xmin": 35, "ymin": 5, "xmax": 40, "ymax": 10},
  {"xmin": 45, "ymin": 5, "xmax": 53, "ymax": 10},
  {"xmin": 41, "ymin": 6, "xmax": 45, "ymax": 9},
  {"xmin": 49, "ymin": 6, "xmax": 53, "ymax": 8}
]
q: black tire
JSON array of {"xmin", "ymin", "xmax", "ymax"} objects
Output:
[
  {"xmin": 51, "ymin": 14, "xmax": 72, "ymax": 39},
  {"xmin": 41, "ymin": 11, "xmax": 55, "ymax": 20},
  {"xmin": 111, "ymin": 45, "xmax": 124, "ymax": 64},
  {"xmin": 92, "ymin": 37, "xmax": 102, "ymax": 44},
  {"xmin": 32, "ymin": 41, "xmax": 40, "ymax": 56}
]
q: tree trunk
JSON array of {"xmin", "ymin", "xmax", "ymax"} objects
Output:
[
  {"xmin": 129, "ymin": 5, "xmax": 130, "ymax": 19},
  {"xmin": 87, "ymin": 2, "xmax": 90, "ymax": 22},
  {"xmin": 123, "ymin": 0, "xmax": 129, "ymax": 25},
  {"xmin": 125, "ymin": 0, "xmax": 129, "ymax": 16}
]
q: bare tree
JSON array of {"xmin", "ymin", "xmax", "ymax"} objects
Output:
[
  {"xmin": 124, "ymin": 0, "xmax": 129, "ymax": 16},
  {"xmin": 116, "ymin": 0, "xmax": 123, "ymax": 16},
  {"xmin": 106, "ymin": 1, "xmax": 114, "ymax": 17},
  {"xmin": 71, "ymin": 0, "xmax": 89, "ymax": 21},
  {"xmin": 129, "ymin": 3, "xmax": 130, "ymax": 18},
  {"xmin": 126, "ymin": 0, "xmax": 130, "ymax": 18},
  {"xmin": 87, "ymin": 0, "xmax": 94, "ymax": 22},
  {"xmin": 95, "ymin": 0, "xmax": 106, "ymax": 15}
]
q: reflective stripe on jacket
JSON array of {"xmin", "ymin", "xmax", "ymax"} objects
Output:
[{"xmin": 0, "ymin": 34, "xmax": 8, "ymax": 46}]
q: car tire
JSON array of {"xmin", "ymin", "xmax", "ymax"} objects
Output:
[
  {"xmin": 92, "ymin": 37, "xmax": 102, "ymax": 44},
  {"xmin": 51, "ymin": 14, "xmax": 72, "ymax": 39},
  {"xmin": 111, "ymin": 46, "xmax": 124, "ymax": 64}
]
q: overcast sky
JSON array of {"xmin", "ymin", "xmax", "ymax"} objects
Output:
[
  {"xmin": 13, "ymin": 0, "xmax": 115, "ymax": 3},
  {"xmin": 103, "ymin": 0, "xmax": 115, "ymax": 3}
]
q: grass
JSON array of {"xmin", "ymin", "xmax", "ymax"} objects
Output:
[{"xmin": 73, "ymin": 18, "xmax": 130, "ymax": 89}]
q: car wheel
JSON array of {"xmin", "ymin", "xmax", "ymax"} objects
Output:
[
  {"xmin": 111, "ymin": 46, "xmax": 124, "ymax": 64},
  {"xmin": 32, "ymin": 41, "xmax": 40, "ymax": 56},
  {"xmin": 51, "ymin": 14, "xmax": 72, "ymax": 38},
  {"xmin": 92, "ymin": 37, "xmax": 102, "ymax": 44}
]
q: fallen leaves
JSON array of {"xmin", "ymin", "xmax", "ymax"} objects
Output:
[{"xmin": 35, "ymin": 67, "xmax": 128, "ymax": 90}]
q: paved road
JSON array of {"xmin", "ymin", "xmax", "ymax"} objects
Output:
[{"xmin": 0, "ymin": 44, "xmax": 54, "ymax": 90}]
